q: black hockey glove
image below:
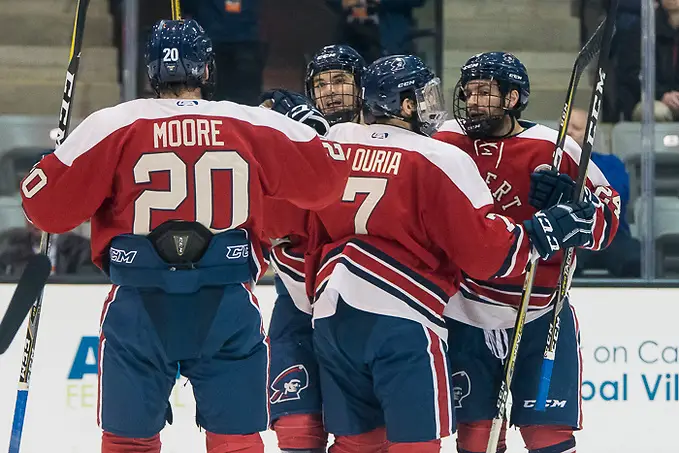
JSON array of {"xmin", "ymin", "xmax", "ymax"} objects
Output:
[
  {"xmin": 259, "ymin": 88, "xmax": 330, "ymax": 136},
  {"xmin": 528, "ymin": 169, "xmax": 575, "ymax": 209},
  {"xmin": 524, "ymin": 200, "xmax": 595, "ymax": 260}
]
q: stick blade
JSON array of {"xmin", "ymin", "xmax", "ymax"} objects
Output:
[{"xmin": 0, "ymin": 254, "xmax": 51, "ymax": 354}]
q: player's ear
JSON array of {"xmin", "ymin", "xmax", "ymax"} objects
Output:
[
  {"xmin": 505, "ymin": 89, "xmax": 520, "ymax": 110},
  {"xmin": 401, "ymin": 97, "xmax": 417, "ymax": 118}
]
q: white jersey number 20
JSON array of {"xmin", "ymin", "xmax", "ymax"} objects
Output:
[{"xmin": 133, "ymin": 151, "xmax": 249, "ymax": 235}]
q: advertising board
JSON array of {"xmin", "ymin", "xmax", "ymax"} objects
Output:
[{"xmin": 0, "ymin": 285, "xmax": 675, "ymax": 452}]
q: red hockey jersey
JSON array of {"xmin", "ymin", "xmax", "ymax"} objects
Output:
[
  {"xmin": 20, "ymin": 98, "xmax": 350, "ymax": 273},
  {"xmin": 434, "ymin": 120, "xmax": 620, "ymax": 329},
  {"xmin": 262, "ymin": 198, "xmax": 312, "ymax": 313},
  {"xmin": 309, "ymin": 122, "xmax": 536, "ymax": 340}
]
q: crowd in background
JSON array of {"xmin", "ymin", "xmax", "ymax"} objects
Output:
[
  {"xmin": 108, "ymin": 0, "xmax": 427, "ymax": 104},
  {"xmin": 574, "ymin": 0, "xmax": 679, "ymax": 122}
]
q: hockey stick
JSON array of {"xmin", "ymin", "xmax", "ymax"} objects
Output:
[
  {"xmin": 0, "ymin": 256, "xmax": 51, "ymax": 355},
  {"xmin": 171, "ymin": 0, "xmax": 182, "ymax": 20},
  {"xmin": 485, "ymin": 11, "xmax": 615, "ymax": 452},
  {"xmin": 534, "ymin": 0, "xmax": 618, "ymax": 412},
  {"xmin": 7, "ymin": 1, "xmax": 90, "ymax": 452}
]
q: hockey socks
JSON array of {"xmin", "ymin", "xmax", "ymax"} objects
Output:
[
  {"xmin": 101, "ymin": 432, "xmax": 161, "ymax": 453},
  {"xmin": 456, "ymin": 420, "xmax": 507, "ymax": 453},
  {"xmin": 206, "ymin": 432, "xmax": 264, "ymax": 453},
  {"xmin": 520, "ymin": 426, "xmax": 575, "ymax": 453},
  {"xmin": 273, "ymin": 413, "xmax": 328, "ymax": 451},
  {"xmin": 329, "ymin": 427, "xmax": 388, "ymax": 453},
  {"xmin": 387, "ymin": 439, "xmax": 440, "ymax": 453}
]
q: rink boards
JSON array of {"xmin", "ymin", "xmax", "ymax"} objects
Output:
[{"xmin": 0, "ymin": 284, "xmax": 676, "ymax": 453}]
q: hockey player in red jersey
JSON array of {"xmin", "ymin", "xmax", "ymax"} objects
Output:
[
  {"xmin": 434, "ymin": 52, "xmax": 621, "ymax": 453},
  {"xmin": 307, "ymin": 54, "xmax": 598, "ymax": 453},
  {"xmin": 263, "ymin": 45, "xmax": 366, "ymax": 453},
  {"xmin": 20, "ymin": 20, "xmax": 349, "ymax": 453}
]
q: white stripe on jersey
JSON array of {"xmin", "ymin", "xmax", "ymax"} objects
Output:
[
  {"xmin": 444, "ymin": 289, "xmax": 553, "ymax": 330},
  {"xmin": 313, "ymin": 263, "xmax": 448, "ymax": 342},
  {"xmin": 54, "ymin": 98, "xmax": 318, "ymax": 167},
  {"xmin": 270, "ymin": 247, "xmax": 312, "ymax": 315}
]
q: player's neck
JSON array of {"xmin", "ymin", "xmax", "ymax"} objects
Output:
[
  {"xmin": 159, "ymin": 88, "xmax": 203, "ymax": 100},
  {"xmin": 380, "ymin": 118, "xmax": 413, "ymax": 131},
  {"xmin": 492, "ymin": 116, "xmax": 524, "ymax": 138}
]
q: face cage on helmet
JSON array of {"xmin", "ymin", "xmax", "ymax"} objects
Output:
[
  {"xmin": 309, "ymin": 69, "xmax": 362, "ymax": 125},
  {"xmin": 452, "ymin": 76, "xmax": 519, "ymax": 139},
  {"xmin": 413, "ymin": 77, "xmax": 447, "ymax": 136}
]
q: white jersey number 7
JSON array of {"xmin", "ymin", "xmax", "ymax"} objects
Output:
[{"xmin": 341, "ymin": 176, "xmax": 387, "ymax": 235}]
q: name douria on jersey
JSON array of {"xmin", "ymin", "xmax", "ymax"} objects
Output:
[{"xmin": 346, "ymin": 147, "xmax": 402, "ymax": 175}]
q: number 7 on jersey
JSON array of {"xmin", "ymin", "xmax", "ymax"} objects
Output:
[{"xmin": 341, "ymin": 177, "xmax": 387, "ymax": 235}]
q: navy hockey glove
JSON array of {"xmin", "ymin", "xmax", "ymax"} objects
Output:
[
  {"xmin": 524, "ymin": 200, "xmax": 595, "ymax": 260},
  {"xmin": 259, "ymin": 88, "xmax": 329, "ymax": 136},
  {"xmin": 528, "ymin": 169, "xmax": 575, "ymax": 209}
]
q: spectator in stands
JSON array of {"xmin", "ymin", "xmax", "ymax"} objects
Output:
[
  {"xmin": 0, "ymin": 221, "xmax": 98, "ymax": 276},
  {"xmin": 326, "ymin": 0, "xmax": 425, "ymax": 63},
  {"xmin": 567, "ymin": 108, "xmax": 641, "ymax": 278},
  {"xmin": 572, "ymin": 0, "xmax": 607, "ymax": 48},
  {"xmin": 572, "ymin": 0, "xmax": 637, "ymax": 121},
  {"xmin": 573, "ymin": 0, "xmax": 641, "ymax": 47},
  {"xmin": 182, "ymin": 0, "xmax": 265, "ymax": 105},
  {"xmin": 617, "ymin": 0, "xmax": 679, "ymax": 121},
  {"xmin": 109, "ymin": 0, "xmax": 173, "ymax": 99}
]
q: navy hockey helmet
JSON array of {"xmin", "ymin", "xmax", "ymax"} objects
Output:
[
  {"xmin": 362, "ymin": 54, "xmax": 447, "ymax": 136},
  {"xmin": 453, "ymin": 52, "xmax": 530, "ymax": 138},
  {"xmin": 305, "ymin": 45, "xmax": 365, "ymax": 125},
  {"xmin": 145, "ymin": 19, "xmax": 216, "ymax": 99}
]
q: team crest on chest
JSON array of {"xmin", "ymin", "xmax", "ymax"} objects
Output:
[{"xmin": 473, "ymin": 139, "xmax": 505, "ymax": 169}]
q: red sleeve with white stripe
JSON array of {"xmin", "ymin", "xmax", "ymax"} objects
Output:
[
  {"xmin": 423, "ymin": 152, "xmax": 533, "ymax": 281},
  {"xmin": 20, "ymin": 111, "xmax": 124, "ymax": 233},
  {"xmin": 561, "ymin": 136, "xmax": 620, "ymax": 251}
]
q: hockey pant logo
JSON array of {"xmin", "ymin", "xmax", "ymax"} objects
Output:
[
  {"xmin": 452, "ymin": 371, "xmax": 471, "ymax": 409},
  {"xmin": 110, "ymin": 247, "xmax": 137, "ymax": 264},
  {"xmin": 270, "ymin": 364, "xmax": 309, "ymax": 404}
]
